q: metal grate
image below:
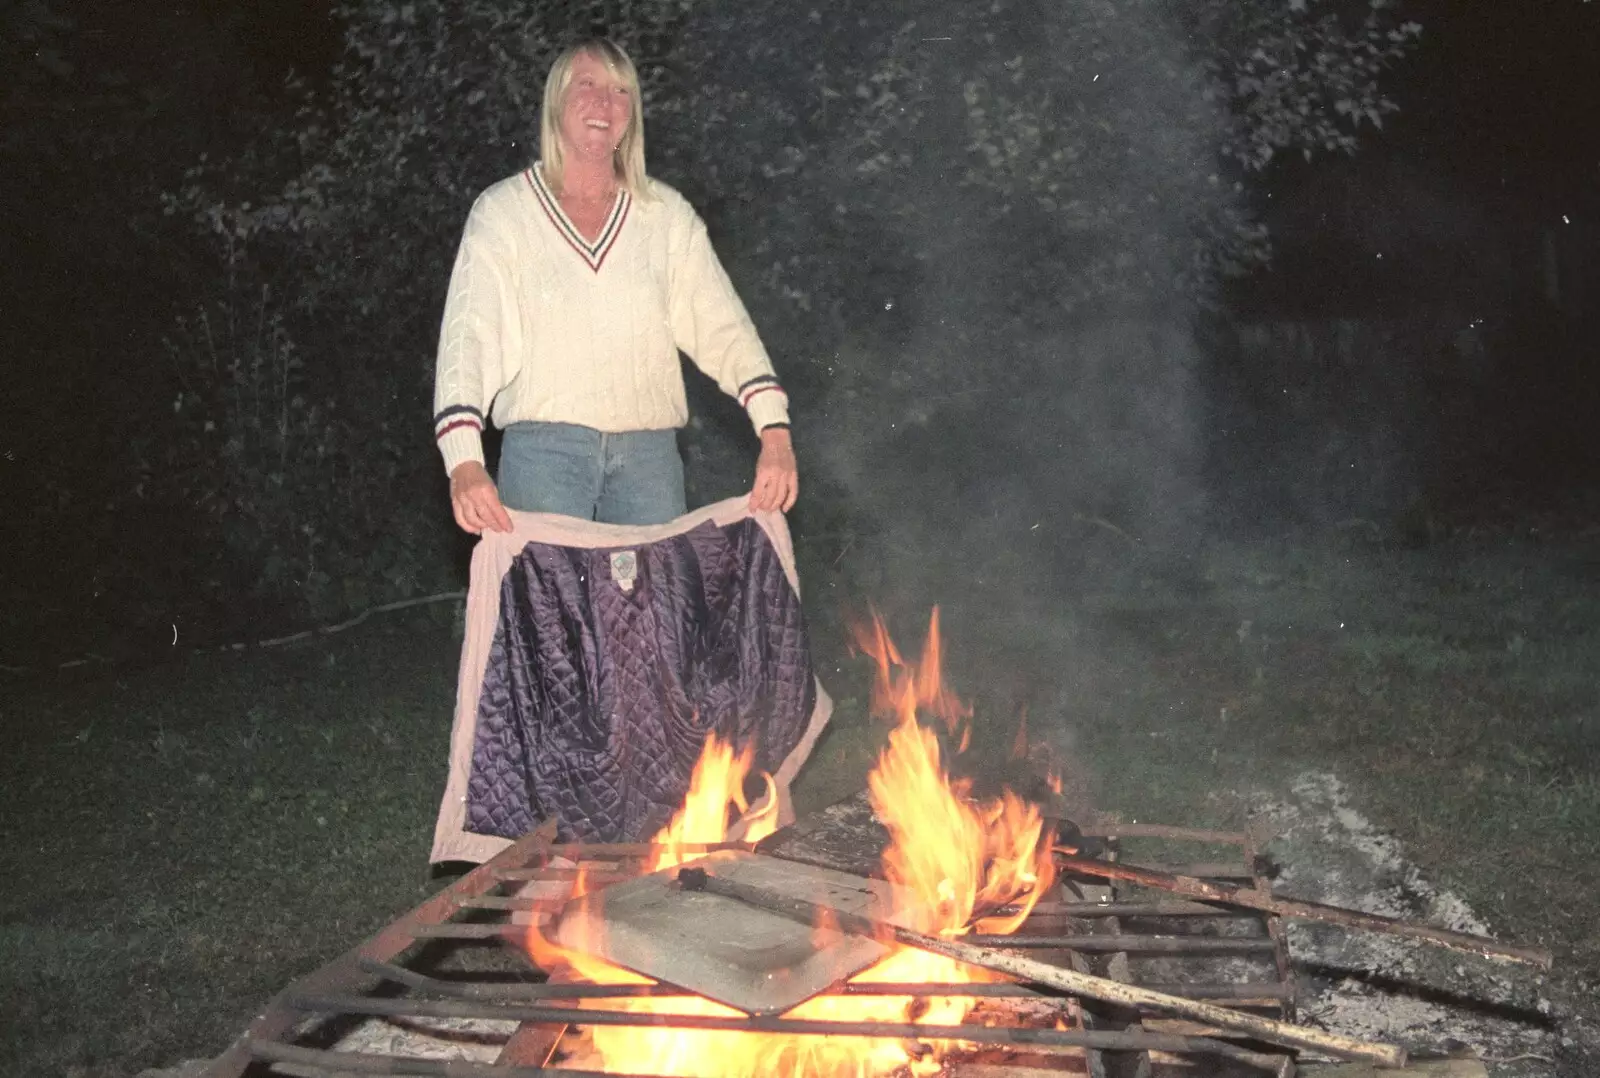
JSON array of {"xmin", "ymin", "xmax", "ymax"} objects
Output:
[{"xmin": 204, "ymin": 816, "xmax": 1435, "ymax": 1078}]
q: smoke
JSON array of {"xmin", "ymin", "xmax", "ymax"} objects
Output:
[{"xmin": 787, "ymin": 0, "xmax": 1229, "ymax": 614}]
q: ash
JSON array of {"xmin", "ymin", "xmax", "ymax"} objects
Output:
[{"xmin": 1253, "ymin": 771, "xmax": 1566, "ymax": 1074}]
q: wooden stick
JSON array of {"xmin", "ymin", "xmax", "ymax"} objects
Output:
[
  {"xmin": 960, "ymin": 933, "xmax": 1277, "ymax": 954},
  {"xmin": 1027, "ymin": 899, "xmax": 1260, "ymax": 917},
  {"xmin": 677, "ymin": 866, "xmax": 1406, "ymax": 1068},
  {"xmin": 1054, "ymin": 852, "xmax": 1553, "ymax": 970}
]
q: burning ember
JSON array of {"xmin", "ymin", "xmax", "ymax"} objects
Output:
[{"xmin": 528, "ymin": 610, "xmax": 1059, "ymax": 1078}]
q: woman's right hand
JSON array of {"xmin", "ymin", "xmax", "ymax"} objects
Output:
[{"xmin": 449, "ymin": 461, "xmax": 514, "ymax": 535}]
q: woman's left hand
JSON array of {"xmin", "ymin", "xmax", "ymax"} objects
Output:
[{"xmin": 750, "ymin": 426, "xmax": 799, "ymax": 513}]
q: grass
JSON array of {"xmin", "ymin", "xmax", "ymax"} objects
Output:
[
  {"xmin": 3, "ymin": 526, "xmax": 1599, "ymax": 1075},
  {"xmin": 1064, "ymin": 534, "xmax": 1600, "ymax": 979},
  {"xmin": 0, "ymin": 610, "xmax": 461, "ymax": 1077}
]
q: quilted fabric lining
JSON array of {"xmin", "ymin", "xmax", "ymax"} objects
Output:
[{"xmin": 464, "ymin": 516, "xmax": 817, "ymax": 843}]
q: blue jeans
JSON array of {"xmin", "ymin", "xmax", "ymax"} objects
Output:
[{"xmin": 496, "ymin": 422, "xmax": 687, "ymax": 525}]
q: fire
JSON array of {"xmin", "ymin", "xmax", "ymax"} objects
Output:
[
  {"xmin": 644, "ymin": 735, "xmax": 781, "ymax": 874},
  {"xmin": 525, "ymin": 734, "xmax": 780, "ymax": 987},
  {"xmin": 860, "ymin": 608, "xmax": 1056, "ymax": 938},
  {"xmin": 528, "ymin": 610, "xmax": 1058, "ymax": 1078}
]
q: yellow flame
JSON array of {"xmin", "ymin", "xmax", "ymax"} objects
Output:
[{"xmin": 530, "ymin": 610, "xmax": 1059, "ymax": 1078}]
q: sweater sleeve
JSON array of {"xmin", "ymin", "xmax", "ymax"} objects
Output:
[
  {"xmin": 433, "ymin": 191, "xmax": 518, "ymax": 476},
  {"xmin": 668, "ymin": 209, "xmax": 791, "ymax": 433}
]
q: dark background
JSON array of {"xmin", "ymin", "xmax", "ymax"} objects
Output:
[
  {"xmin": 3, "ymin": 0, "xmax": 1598, "ymax": 663},
  {"xmin": 1235, "ymin": 2, "xmax": 1600, "ymax": 522}
]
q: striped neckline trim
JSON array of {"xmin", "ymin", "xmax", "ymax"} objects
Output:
[{"xmin": 526, "ymin": 165, "xmax": 630, "ymax": 272}]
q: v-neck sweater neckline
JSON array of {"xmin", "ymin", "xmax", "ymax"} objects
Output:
[{"xmin": 525, "ymin": 164, "xmax": 630, "ymax": 272}]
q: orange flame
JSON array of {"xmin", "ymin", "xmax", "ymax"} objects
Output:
[
  {"xmin": 528, "ymin": 610, "xmax": 1058, "ymax": 1077},
  {"xmin": 863, "ymin": 608, "xmax": 1056, "ymax": 935},
  {"xmin": 644, "ymin": 736, "xmax": 780, "ymax": 874},
  {"xmin": 851, "ymin": 607, "xmax": 970, "ymax": 733}
]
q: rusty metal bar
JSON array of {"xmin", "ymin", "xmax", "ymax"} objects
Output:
[
  {"xmin": 203, "ymin": 825, "xmax": 557, "ymax": 1078},
  {"xmin": 413, "ymin": 923, "xmax": 1283, "ymax": 950},
  {"xmin": 1055, "ymin": 852, "xmax": 1554, "ymax": 970},
  {"xmin": 455, "ymin": 895, "xmax": 570, "ymax": 912},
  {"xmin": 1080, "ymin": 823, "xmax": 1251, "ymax": 844},
  {"xmin": 464, "ymin": 894, "xmax": 1251, "ymax": 917},
  {"xmin": 246, "ymin": 1039, "xmax": 667, "ymax": 1076},
  {"xmin": 951, "ymin": 1051, "xmax": 1294, "ymax": 1078},
  {"xmin": 492, "ymin": 868, "xmax": 630, "ymax": 884},
  {"xmin": 411, "ymin": 923, "xmax": 529, "ymax": 940},
  {"xmin": 280, "ymin": 995, "xmax": 1298, "ymax": 1063},
  {"xmin": 1244, "ymin": 827, "xmax": 1299, "ymax": 1024},
  {"xmin": 536, "ymin": 842, "xmax": 754, "ymax": 858},
  {"xmin": 1070, "ymin": 841, "xmax": 1160, "ymax": 1078},
  {"xmin": 842, "ymin": 982, "xmax": 1291, "ymax": 1003},
  {"xmin": 464, "ymin": 894, "xmax": 1252, "ymax": 918},
  {"xmin": 359, "ymin": 959, "xmax": 1292, "ymax": 1003},
  {"xmin": 357, "ymin": 959, "xmax": 580, "ymax": 1000},
  {"xmin": 495, "ymin": 968, "xmax": 575, "ymax": 1069}
]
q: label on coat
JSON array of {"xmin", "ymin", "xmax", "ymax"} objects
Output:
[{"xmin": 610, "ymin": 550, "xmax": 638, "ymax": 593}]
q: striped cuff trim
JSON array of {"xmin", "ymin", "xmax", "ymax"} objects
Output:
[
  {"xmin": 738, "ymin": 375, "xmax": 780, "ymax": 392},
  {"xmin": 434, "ymin": 405, "xmax": 484, "ymax": 440},
  {"xmin": 740, "ymin": 384, "xmax": 787, "ymax": 409},
  {"xmin": 434, "ymin": 403, "xmax": 483, "ymax": 424}
]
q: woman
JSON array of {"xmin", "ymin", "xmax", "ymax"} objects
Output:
[{"xmin": 432, "ymin": 38, "xmax": 799, "ymax": 532}]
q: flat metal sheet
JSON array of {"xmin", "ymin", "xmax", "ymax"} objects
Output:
[{"xmin": 552, "ymin": 850, "xmax": 913, "ymax": 1015}]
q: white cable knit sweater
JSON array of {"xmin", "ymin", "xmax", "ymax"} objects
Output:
[{"xmin": 432, "ymin": 166, "xmax": 791, "ymax": 476}]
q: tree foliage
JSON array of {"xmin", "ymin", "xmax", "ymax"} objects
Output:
[
  {"xmin": 172, "ymin": 0, "xmax": 1420, "ymax": 361},
  {"xmin": 157, "ymin": 0, "xmax": 1419, "ymax": 610}
]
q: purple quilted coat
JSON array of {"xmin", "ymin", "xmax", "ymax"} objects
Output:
[{"xmin": 430, "ymin": 499, "xmax": 830, "ymax": 861}]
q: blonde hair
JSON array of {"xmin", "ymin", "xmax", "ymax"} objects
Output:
[{"xmin": 538, "ymin": 39, "xmax": 651, "ymax": 200}]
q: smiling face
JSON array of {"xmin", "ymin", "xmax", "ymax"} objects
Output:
[{"xmin": 557, "ymin": 50, "xmax": 633, "ymax": 166}]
